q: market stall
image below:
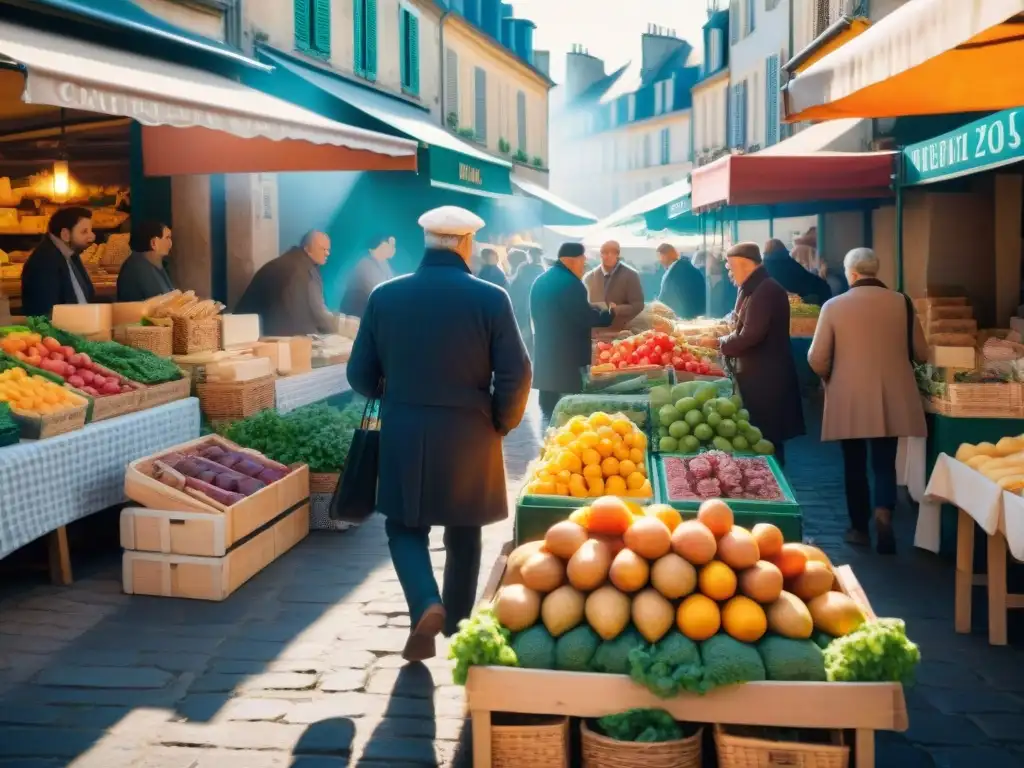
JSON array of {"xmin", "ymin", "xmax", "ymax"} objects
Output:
[{"xmin": 275, "ymin": 364, "xmax": 352, "ymax": 415}]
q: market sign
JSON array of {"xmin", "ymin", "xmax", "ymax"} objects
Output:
[
  {"xmin": 903, "ymin": 108, "xmax": 1024, "ymax": 186},
  {"xmin": 428, "ymin": 146, "xmax": 512, "ymax": 197},
  {"xmin": 667, "ymin": 197, "xmax": 691, "ymax": 220}
]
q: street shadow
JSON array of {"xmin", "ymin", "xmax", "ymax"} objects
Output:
[
  {"xmin": 352, "ymin": 663, "xmax": 437, "ymax": 766},
  {"xmin": 290, "ymin": 717, "xmax": 357, "ymax": 766}
]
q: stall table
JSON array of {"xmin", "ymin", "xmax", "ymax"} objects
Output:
[
  {"xmin": 922, "ymin": 453, "xmax": 1024, "ymax": 645},
  {"xmin": 275, "ymin": 364, "xmax": 351, "ymax": 414},
  {"xmin": 0, "ymin": 397, "xmax": 201, "ymax": 584}
]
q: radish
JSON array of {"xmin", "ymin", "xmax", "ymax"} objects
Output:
[
  {"xmin": 60, "ymin": 346, "xmax": 75, "ymax": 359},
  {"xmin": 91, "ymin": 375, "xmax": 107, "ymax": 388},
  {"xmin": 82, "ymin": 386, "xmax": 99, "ymax": 396},
  {"xmin": 79, "ymin": 370, "xmax": 95, "ymax": 385},
  {"xmin": 68, "ymin": 354, "xmax": 84, "ymax": 367},
  {"xmin": 67, "ymin": 375, "xmax": 84, "ymax": 388}
]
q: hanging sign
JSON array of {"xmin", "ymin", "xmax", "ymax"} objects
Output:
[{"xmin": 903, "ymin": 108, "xmax": 1024, "ymax": 186}]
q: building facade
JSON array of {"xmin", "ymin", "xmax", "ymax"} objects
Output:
[
  {"xmin": 550, "ymin": 26, "xmax": 700, "ymax": 219},
  {"xmin": 727, "ymin": 0, "xmax": 789, "ymax": 152},
  {"xmin": 691, "ymin": 9, "xmax": 730, "ymax": 166}
]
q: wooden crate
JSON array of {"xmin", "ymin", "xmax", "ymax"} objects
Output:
[
  {"xmin": 945, "ymin": 382, "xmax": 1023, "ymax": 418},
  {"xmin": 138, "ymin": 376, "xmax": 191, "ymax": 409},
  {"xmin": 73, "ymin": 363, "xmax": 145, "ymax": 423},
  {"xmin": 790, "ymin": 316, "xmax": 818, "ymax": 337},
  {"xmin": 122, "ymin": 502, "xmax": 309, "ymax": 601},
  {"xmin": 465, "ymin": 548, "xmax": 907, "ymax": 768},
  {"xmin": 10, "ymin": 395, "xmax": 89, "ymax": 439}
]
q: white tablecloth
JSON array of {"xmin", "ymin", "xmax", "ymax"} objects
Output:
[
  {"xmin": 898, "ymin": 436, "xmax": 942, "ymax": 552},
  {"xmin": 0, "ymin": 398, "xmax": 201, "ymax": 559},
  {"xmin": 921, "ymin": 453, "xmax": 1024, "ymax": 560},
  {"xmin": 275, "ymin": 365, "xmax": 351, "ymax": 414}
]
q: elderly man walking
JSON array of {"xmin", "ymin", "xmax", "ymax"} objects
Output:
[
  {"xmin": 808, "ymin": 247, "xmax": 928, "ymax": 553},
  {"xmin": 346, "ymin": 206, "xmax": 532, "ymax": 662},
  {"xmin": 584, "ymin": 240, "xmax": 645, "ymax": 331}
]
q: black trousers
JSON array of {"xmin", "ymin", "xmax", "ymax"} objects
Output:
[
  {"xmin": 539, "ymin": 390, "xmax": 563, "ymax": 425},
  {"xmin": 840, "ymin": 437, "xmax": 899, "ymax": 533}
]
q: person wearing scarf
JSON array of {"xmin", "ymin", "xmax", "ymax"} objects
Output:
[{"xmin": 808, "ymin": 248, "xmax": 928, "ymax": 554}]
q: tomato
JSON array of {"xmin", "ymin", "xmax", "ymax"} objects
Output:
[
  {"xmin": 599, "ymin": 350, "xmax": 612, "ymax": 362},
  {"xmin": 660, "ymin": 352, "xmax": 673, "ymax": 365},
  {"xmin": 638, "ymin": 357, "xmax": 651, "ymax": 366},
  {"xmin": 629, "ymin": 352, "xmax": 640, "ymax": 365},
  {"xmin": 698, "ymin": 363, "xmax": 710, "ymax": 374},
  {"xmin": 597, "ymin": 341, "xmax": 611, "ymax": 352},
  {"xmin": 685, "ymin": 361, "xmax": 698, "ymax": 372},
  {"xmin": 618, "ymin": 361, "xmax": 629, "ymax": 369}
]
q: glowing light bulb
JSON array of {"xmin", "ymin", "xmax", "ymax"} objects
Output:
[{"xmin": 52, "ymin": 160, "xmax": 69, "ymax": 202}]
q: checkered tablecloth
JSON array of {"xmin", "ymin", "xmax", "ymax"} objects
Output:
[
  {"xmin": 275, "ymin": 364, "xmax": 351, "ymax": 414},
  {"xmin": 0, "ymin": 398, "xmax": 201, "ymax": 559}
]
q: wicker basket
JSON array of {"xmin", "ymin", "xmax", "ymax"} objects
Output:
[
  {"xmin": 491, "ymin": 714, "xmax": 569, "ymax": 768},
  {"xmin": 114, "ymin": 324, "xmax": 173, "ymax": 357},
  {"xmin": 196, "ymin": 374, "xmax": 276, "ymax": 421},
  {"xmin": 173, "ymin": 317, "xmax": 221, "ymax": 355},
  {"xmin": 714, "ymin": 724, "xmax": 849, "ymax": 768},
  {"xmin": 310, "ymin": 471, "xmax": 340, "ymax": 495},
  {"xmin": 944, "ymin": 382, "xmax": 1023, "ymax": 417},
  {"xmin": 790, "ymin": 316, "xmax": 818, "ymax": 337},
  {"xmin": 581, "ymin": 721, "xmax": 702, "ymax": 768}
]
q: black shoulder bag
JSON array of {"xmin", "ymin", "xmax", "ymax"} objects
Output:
[{"xmin": 328, "ymin": 391, "xmax": 381, "ymax": 523}]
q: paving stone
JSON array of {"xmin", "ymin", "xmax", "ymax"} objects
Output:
[
  {"xmin": 214, "ymin": 639, "xmax": 286, "ymax": 661},
  {"xmin": 175, "ymin": 693, "xmax": 231, "ymax": 723},
  {"xmin": 0, "ymin": 728, "xmax": 102, "ymax": 758},
  {"xmin": 285, "ymin": 694, "xmax": 376, "ymax": 723},
  {"xmin": 931, "ymin": 746, "xmax": 1024, "ymax": 768},
  {"xmin": 320, "ymin": 669, "xmax": 365, "ymax": 692},
  {"xmin": 155, "ymin": 721, "xmax": 306, "ymax": 751},
  {"xmin": 18, "ymin": 685, "xmax": 183, "ymax": 708},
  {"xmin": 138, "ymin": 652, "xmax": 212, "ymax": 673},
  {"xmin": 221, "ymin": 698, "xmax": 292, "ymax": 722},
  {"xmin": 240, "ymin": 672, "xmax": 318, "ymax": 691},
  {"xmin": 358, "ymin": 735, "xmax": 437, "ymax": 764},
  {"xmin": 187, "ymin": 673, "xmax": 246, "ymax": 694},
  {"xmin": 0, "ymin": 706, "xmax": 61, "ymax": 726},
  {"xmin": 921, "ymin": 687, "xmax": 1024, "ymax": 715},
  {"xmin": 33, "ymin": 666, "xmax": 174, "ymax": 689},
  {"xmin": 970, "ymin": 713, "xmax": 1024, "ymax": 742},
  {"xmin": 290, "ymin": 716, "xmax": 356, "ymax": 755},
  {"xmin": 366, "ymin": 666, "xmax": 436, "ymax": 698}
]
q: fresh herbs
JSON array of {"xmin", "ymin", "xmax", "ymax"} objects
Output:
[
  {"xmin": 824, "ymin": 618, "xmax": 920, "ymax": 684},
  {"xmin": 448, "ymin": 608, "xmax": 518, "ymax": 685},
  {"xmin": 596, "ymin": 708, "xmax": 691, "ymax": 742},
  {"xmin": 222, "ymin": 400, "xmax": 363, "ymax": 472}
]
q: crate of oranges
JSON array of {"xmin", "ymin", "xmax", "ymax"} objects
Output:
[{"xmin": 0, "ymin": 366, "xmax": 89, "ymax": 439}]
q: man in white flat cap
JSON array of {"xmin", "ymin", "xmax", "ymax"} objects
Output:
[{"xmin": 347, "ymin": 205, "xmax": 532, "ymax": 662}]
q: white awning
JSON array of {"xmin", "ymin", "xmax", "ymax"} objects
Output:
[
  {"xmin": 0, "ymin": 20, "xmax": 417, "ymax": 161},
  {"xmin": 758, "ymin": 118, "xmax": 872, "ymax": 155},
  {"xmin": 511, "ymin": 177, "xmax": 597, "ymax": 222}
]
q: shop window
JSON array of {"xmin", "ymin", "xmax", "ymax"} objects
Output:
[
  {"xmin": 399, "ymin": 5, "xmax": 420, "ymax": 96},
  {"xmin": 354, "ymin": 0, "xmax": 379, "ymax": 81},
  {"xmin": 295, "ymin": 0, "xmax": 331, "ymax": 59}
]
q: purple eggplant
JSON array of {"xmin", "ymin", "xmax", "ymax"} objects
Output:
[
  {"xmin": 184, "ymin": 476, "xmax": 244, "ymax": 507},
  {"xmin": 233, "ymin": 458, "xmax": 266, "ymax": 478},
  {"xmin": 257, "ymin": 467, "xmax": 289, "ymax": 485},
  {"xmin": 237, "ymin": 476, "xmax": 266, "ymax": 496},
  {"xmin": 213, "ymin": 474, "xmax": 240, "ymax": 493}
]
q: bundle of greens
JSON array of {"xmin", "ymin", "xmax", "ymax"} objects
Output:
[
  {"xmin": 24, "ymin": 317, "xmax": 182, "ymax": 384},
  {"xmin": 448, "ymin": 608, "xmax": 518, "ymax": 685},
  {"xmin": 222, "ymin": 400, "xmax": 362, "ymax": 472},
  {"xmin": 627, "ymin": 631, "xmax": 704, "ymax": 698},
  {"xmin": 595, "ymin": 708, "xmax": 689, "ymax": 743},
  {"xmin": 824, "ymin": 618, "xmax": 920, "ymax": 684}
]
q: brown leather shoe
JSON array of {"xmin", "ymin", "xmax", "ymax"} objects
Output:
[{"xmin": 402, "ymin": 603, "xmax": 446, "ymax": 662}]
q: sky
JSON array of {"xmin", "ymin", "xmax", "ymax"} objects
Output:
[{"xmin": 508, "ymin": 0, "xmax": 715, "ymax": 84}]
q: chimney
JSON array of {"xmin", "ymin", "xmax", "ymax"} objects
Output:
[
  {"xmin": 565, "ymin": 45, "xmax": 607, "ymax": 103},
  {"xmin": 533, "ymin": 50, "xmax": 551, "ymax": 76},
  {"xmin": 641, "ymin": 25, "xmax": 690, "ymax": 81}
]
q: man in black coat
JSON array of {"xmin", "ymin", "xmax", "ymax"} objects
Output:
[
  {"xmin": 657, "ymin": 243, "xmax": 706, "ymax": 319},
  {"xmin": 117, "ymin": 220, "xmax": 174, "ymax": 301},
  {"xmin": 21, "ymin": 207, "xmax": 96, "ymax": 317},
  {"xmin": 476, "ymin": 247, "xmax": 509, "ymax": 291},
  {"xmin": 347, "ymin": 206, "xmax": 532, "ymax": 662},
  {"xmin": 531, "ymin": 242, "xmax": 616, "ymax": 422},
  {"xmin": 508, "ymin": 247, "xmax": 545, "ymax": 356},
  {"xmin": 763, "ymin": 239, "xmax": 832, "ymax": 306},
  {"xmin": 718, "ymin": 243, "xmax": 805, "ymax": 466}
]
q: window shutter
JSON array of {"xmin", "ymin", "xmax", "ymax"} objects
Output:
[
  {"xmin": 399, "ymin": 10, "xmax": 408, "ymax": 89},
  {"xmin": 654, "ymin": 83, "xmax": 663, "ymax": 115},
  {"xmin": 353, "ymin": 0, "xmax": 364, "ymax": 75},
  {"xmin": 516, "ymin": 90, "xmax": 527, "ymax": 151},
  {"xmin": 730, "ymin": 7, "xmax": 738, "ymax": 44},
  {"xmin": 295, "ymin": 0, "xmax": 311, "ymax": 51},
  {"xmin": 814, "ymin": 0, "xmax": 830, "ymax": 36},
  {"xmin": 445, "ymin": 48, "xmax": 459, "ymax": 122},
  {"xmin": 746, "ymin": 0, "xmax": 755, "ymax": 33},
  {"xmin": 313, "ymin": 0, "xmax": 330, "ymax": 56},
  {"xmin": 765, "ymin": 54, "xmax": 779, "ymax": 146},
  {"xmin": 365, "ymin": 0, "xmax": 378, "ymax": 80},
  {"xmin": 740, "ymin": 81, "xmax": 748, "ymax": 147},
  {"xmin": 665, "ymin": 76, "xmax": 675, "ymax": 112},
  {"xmin": 729, "ymin": 85, "xmax": 737, "ymax": 147},
  {"xmin": 661, "ymin": 128, "xmax": 670, "ymax": 164},
  {"xmin": 409, "ymin": 13, "xmax": 420, "ymax": 95},
  {"xmin": 474, "ymin": 67, "xmax": 487, "ymax": 141}
]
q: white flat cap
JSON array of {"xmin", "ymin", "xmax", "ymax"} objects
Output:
[{"xmin": 418, "ymin": 206, "xmax": 485, "ymax": 237}]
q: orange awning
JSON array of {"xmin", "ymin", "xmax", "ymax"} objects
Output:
[{"xmin": 785, "ymin": 0, "xmax": 1024, "ymax": 121}]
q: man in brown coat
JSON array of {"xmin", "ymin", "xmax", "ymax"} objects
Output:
[
  {"xmin": 583, "ymin": 240, "xmax": 645, "ymax": 331},
  {"xmin": 718, "ymin": 242, "xmax": 805, "ymax": 467},
  {"xmin": 808, "ymin": 247, "xmax": 928, "ymax": 553},
  {"xmin": 235, "ymin": 231, "xmax": 338, "ymax": 336}
]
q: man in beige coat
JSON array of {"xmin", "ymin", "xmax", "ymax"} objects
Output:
[
  {"xmin": 584, "ymin": 240, "xmax": 645, "ymax": 332},
  {"xmin": 808, "ymin": 247, "xmax": 928, "ymax": 554}
]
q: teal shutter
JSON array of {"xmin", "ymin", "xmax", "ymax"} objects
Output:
[
  {"xmin": 295, "ymin": 0, "xmax": 310, "ymax": 51},
  {"xmin": 313, "ymin": 0, "xmax": 330, "ymax": 57},
  {"xmin": 409, "ymin": 12, "xmax": 420, "ymax": 95},
  {"xmin": 353, "ymin": 0, "xmax": 364, "ymax": 75},
  {"xmin": 399, "ymin": 10, "xmax": 408, "ymax": 89},
  {"xmin": 365, "ymin": 0, "xmax": 378, "ymax": 80},
  {"xmin": 765, "ymin": 54, "xmax": 779, "ymax": 146}
]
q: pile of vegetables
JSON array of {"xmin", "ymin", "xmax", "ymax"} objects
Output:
[
  {"xmin": 584, "ymin": 369, "xmax": 670, "ymax": 395},
  {"xmin": 550, "ymin": 394, "xmax": 648, "ymax": 428},
  {"xmin": 24, "ymin": 317, "xmax": 183, "ymax": 385},
  {"xmin": 153, "ymin": 443, "xmax": 291, "ymax": 507},
  {"xmin": 595, "ymin": 708, "xmax": 694, "ymax": 743},
  {"xmin": 451, "ymin": 497, "xmax": 920, "ymax": 694},
  {"xmin": 663, "ymin": 454, "xmax": 785, "ymax": 501},
  {"xmin": 448, "ymin": 608, "xmax": 518, "ymax": 685},
  {"xmin": 650, "ymin": 380, "xmax": 776, "ymax": 456},
  {"xmin": 222, "ymin": 400, "xmax": 363, "ymax": 473}
]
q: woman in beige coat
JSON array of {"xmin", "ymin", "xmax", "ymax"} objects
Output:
[{"xmin": 808, "ymin": 248, "xmax": 928, "ymax": 554}]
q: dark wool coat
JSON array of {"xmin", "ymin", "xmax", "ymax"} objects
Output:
[
  {"xmin": 658, "ymin": 257, "xmax": 707, "ymax": 319},
  {"xmin": 346, "ymin": 248, "xmax": 532, "ymax": 528},
  {"xmin": 509, "ymin": 261, "xmax": 545, "ymax": 335},
  {"xmin": 234, "ymin": 247, "xmax": 337, "ymax": 336},
  {"xmin": 116, "ymin": 252, "xmax": 174, "ymax": 302},
  {"xmin": 763, "ymin": 246, "xmax": 833, "ymax": 306},
  {"xmin": 720, "ymin": 267, "xmax": 805, "ymax": 445},
  {"xmin": 531, "ymin": 260, "xmax": 614, "ymax": 394},
  {"xmin": 477, "ymin": 263, "xmax": 509, "ymax": 291},
  {"xmin": 21, "ymin": 236, "xmax": 96, "ymax": 317}
]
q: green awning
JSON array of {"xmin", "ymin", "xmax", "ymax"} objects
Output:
[
  {"xmin": 597, "ymin": 179, "xmax": 700, "ymax": 232},
  {"xmin": 511, "ymin": 176, "xmax": 597, "ymax": 225},
  {"xmin": 903, "ymin": 108, "xmax": 1024, "ymax": 186},
  {"xmin": 13, "ymin": 0, "xmax": 265, "ymax": 70},
  {"xmin": 259, "ymin": 48, "xmax": 512, "ymax": 197}
]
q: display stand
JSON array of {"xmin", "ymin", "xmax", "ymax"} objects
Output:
[
  {"xmin": 274, "ymin": 364, "xmax": 351, "ymax": 414},
  {"xmin": 466, "ymin": 545, "xmax": 908, "ymax": 768},
  {"xmin": 923, "ymin": 453, "xmax": 1024, "ymax": 645}
]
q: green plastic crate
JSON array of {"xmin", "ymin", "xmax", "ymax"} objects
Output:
[
  {"xmin": 515, "ymin": 452, "xmax": 660, "ymax": 545},
  {"xmin": 653, "ymin": 453, "xmax": 803, "ymax": 542}
]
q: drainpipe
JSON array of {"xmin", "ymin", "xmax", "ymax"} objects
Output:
[{"xmin": 439, "ymin": 7, "xmax": 452, "ymax": 126}]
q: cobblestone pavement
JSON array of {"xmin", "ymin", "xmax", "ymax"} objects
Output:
[{"xmin": 0, "ymin": 394, "xmax": 1022, "ymax": 767}]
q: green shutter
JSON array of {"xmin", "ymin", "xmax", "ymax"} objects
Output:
[
  {"xmin": 409, "ymin": 12, "xmax": 420, "ymax": 95},
  {"xmin": 365, "ymin": 0, "xmax": 378, "ymax": 81},
  {"xmin": 295, "ymin": 0, "xmax": 310, "ymax": 51},
  {"xmin": 353, "ymin": 0, "xmax": 364, "ymax": 75},
  {"xmin": 399, "ymin": 10, "xmax": 408, "ymax": 89},
  {"xmin": 313, "ymin": 0, "xmax": 330, "ymax": 57}
]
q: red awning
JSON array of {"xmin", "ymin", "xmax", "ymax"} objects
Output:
[{"xmin": 690, "ymin": 150, "xmax": 895, "ymax": 210}]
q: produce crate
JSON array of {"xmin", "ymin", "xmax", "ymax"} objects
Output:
[
  {"xmin": 943, "ymin": 382, "xmax": 1023, "ymax": 418},
  {"xmin": 138, "ymin": 376, "xmax": 191, "ymax": 409},
  {"xmin": 9, "ymin": 394, "xmax": 89, "ymax": 440},
  {"xmin": 790, "ymin": 317, "xmax": 818, "ymax": 337},
  {"xmin": 122, "ymin": 502, "xmax": 309, "ymax": 601},
  {"xmin": 549, "ymin": 394, "xmax": 649, "ymax": 428},
  {"xmin": 196, "ymin": 374, "xmax": 276, "ymax": 421},
  {"xmin": 72, "ymin": 363, "xmax": 145, "ymax": 423},
  {"xmin": 654, "ymin": 453, "xmax": 803, "ymax": 542},
  {"xmin": 466, "ymin": 553, "xmax": 907, "ymax": 768},
  {"xmin": 515, "ymin": 452, "xmax": 659, "ymax": 545}
]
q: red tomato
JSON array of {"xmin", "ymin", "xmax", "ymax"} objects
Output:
[
  {"xmin": 639, "ymin": 357, "xmax": 651, "ymax": 366},
  {"xmin": 699, "ymin": 363, "xmax": 710, "ymax": 374},
  {"xmin": 685, "ymin": 361, "xmax": 698, "ymax": 372},
  {"xmin": 597, "ymin": 341, "xmax": 611, "ymax": 351},
  {"xmin": 611, "ymin": 353, "xmax": 622, "ymax": 364},
  {"xmin": 618, "ymin": 361, "xmax": 629, "ymax": 369},
  {"xmin": 660, "ymin": 352, "xmax": 673, "ymax": 365}
]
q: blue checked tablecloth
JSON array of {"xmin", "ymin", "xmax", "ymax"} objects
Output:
[
  {"xmin": 275, "ymin": 364, "xmax": 351, "ymax": 414},
  {"xmin": 0, "ymin": 397, "xmax": 201, "ymax": 560}
]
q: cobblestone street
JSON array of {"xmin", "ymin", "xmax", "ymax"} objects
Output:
[{"xmin": 0, "ymin": 394, "xmax": 1023, "ymax": 767}]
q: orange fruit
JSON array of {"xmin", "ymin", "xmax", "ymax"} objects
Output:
[
  {"xmin": 677, "ymin": 594, "xmax": 721, "ymax": 641},
  {"xmin": 587, "ymin": 495, "xmax": 633, "ymax": 535},
  {"xmin": 645, "ymin": 504, "xmax": 683, "ymax": 532},
  {"xmin": 697, "ymin": 499, "xmax": 735, "ymax": 538},
  {"xmin": 699, "ymin": 561, "xmax": 737, "ymax": 601},
  {"xmin": 721, "ymin": 596, "xmax": 768, "ymax": 643}
]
